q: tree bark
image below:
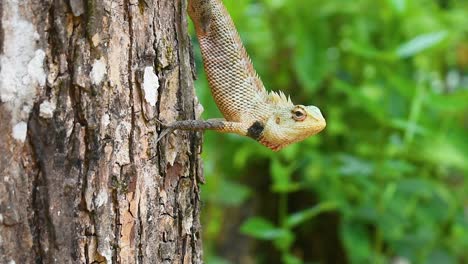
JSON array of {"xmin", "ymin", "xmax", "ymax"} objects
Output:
[{"xmin": 0, "ymin": 0, "xmax": 204, "ymax": 263}]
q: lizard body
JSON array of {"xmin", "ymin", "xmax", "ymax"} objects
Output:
[{"xmin": 161, "ymin": 0, "xmax": 326, "ymax": 151}]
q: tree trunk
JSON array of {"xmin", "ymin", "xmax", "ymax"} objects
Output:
[{"xmin": 0, "ymin": 0, "xmax": 204, "ymax": 263}]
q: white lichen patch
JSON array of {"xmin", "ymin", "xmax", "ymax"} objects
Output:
[
  {"xmin": 95, "ymin": 191, "xmax": 108, "ymax": 208},
  {"xmin": 114, "ymin": 121, "xmax": 132, "ymax": 166},
  {"xmin": 39, "ymin": 100, "xmax": 56, "ymax": 119},
  {"xmin": 90, "ymin": 58, "xmax": 107, "ymax": 85},
  {"xmin": 182, "ymin": 215, "xmax": 193, "ymax": 235},
  {"xmin": 0, "ymin": 0, "xmax": 45, "ymax": 125},
  {"xmin": 143, "ymin": 66, "xmax": 159, "ymax": 106},
  {"xmin": 69, "ymin": 0, "xmax": 85, "ymax": 17},
  {"xmin": 101, "ymin": 113, "xmax": 110, "ymax": 129},
  {"xmin": 194, "ymin": 97, "xmax": 204, "ymax": 119},
  {"xmin": 98, "ymin": 236, "xmax": 112, "ymax": 264},
  {"xmin": 12, "ymin": 122, "xmax": 28, "ymax": 142},
  {"xmin": 28, "ymin": 50, "xmax": 46, "ymax": 87}
]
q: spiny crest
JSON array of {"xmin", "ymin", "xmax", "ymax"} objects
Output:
[{"xmin": 266, "ymin": 91, "xmax": 294, "ymax": 107}]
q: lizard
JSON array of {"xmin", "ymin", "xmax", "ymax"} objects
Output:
[{"xmin": 158, "ymin": 0, "xmax": 326, "ymax": 151}]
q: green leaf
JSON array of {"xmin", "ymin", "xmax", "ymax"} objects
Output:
[
  {"xmin": 273, "ymin": 230, "xmax": 295, "ymax": 252},
  {"xmin": 282, "ymin": 253, "xmax": 303, "ymax": 264},
  {"xmin": 390, "ymin": 119, "xmax": 427, "ymax": 135},
  {"xmin": 395, "ymin": 31, "xmax": 447, "ymax": 58},
  {"xmin": 342, "ymin": 39, "xmax": 393, "ymax": 60},
  {"xmin": 263, "ymin": 0, "xmax": 286, "ymax": 9},
  {"xmin": 285, "ymin": 202, "xmax": 337, "ymax": 228},
  {"xmin": 387, "ymin": 0, "xmax": 407, "ymax": 14},
  {"xmin": 206, "ymin": 255, "xmax": 232, "ymax": 264},
  {"xmin": 216, "ymin": 179, "xmax": 251, "ymax": 206},
  {"xmin": 427, "ymin": 249, "xmax": 457, "ymax": 264},
  {"xmin": 396, "ymin": 178, "xmax": 433, "ymax": 197},
  {"xmin": 341, "ymin": 222, "xmax": 372, "ymax": 264},
  {"xmin": 240, "ymin": 217, "xmax": 287, "ymax": 240},
  {"xmin": 419, "ymin": 135, "xmax": 468, "ymax": 171},
  {"xmin": 338, "ymin": 155, "xmax": 375, "ymax": 177},
  {"xmin": 293, "ymin": 17, "xmax": 329, "ymax": 91},
  {"xmin": 271, "ymin": 158, "xmax": 300, "ymax": 193},
  {"xmin": 426, "ymin": 91, "xmax": 468, "ymax": 112}
]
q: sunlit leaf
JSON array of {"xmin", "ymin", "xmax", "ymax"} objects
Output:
[
  {"xmin": 240, "ymin": 217, "xmax": 288, "ymax": 240},
  {"xmin": 285, "ymin": 202, "xmax": 337, "ymax": 228},
  {"xmin": 426, "ymin": 91, "xmax": 468, "ymax": 112},
  {"xmin": 263, "ymin": 0, "xmax": 286, "ymax": 9},
  {"xmin": 282, "ymin": 253, "xmax": 302, "ymax": 264},
  {"xmin": 396, "ymin": 31, "xmax": 447, "ymax": 58},
  {"xmin": 386, "ymin": 0, "xmax": 406, "ymax": 14},
  {"xmin": 419, "ymin": 136, "xmax": 468, "ymax": 171}
]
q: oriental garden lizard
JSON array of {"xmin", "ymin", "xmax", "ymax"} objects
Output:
[{"xmin": 158, "ymin": 0, "xmax": 326, "ymax": 151}]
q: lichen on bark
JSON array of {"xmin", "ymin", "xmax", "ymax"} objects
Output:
[{"xmin": 0, "ymin": 0, "xmax": 204, "ymax": 263}]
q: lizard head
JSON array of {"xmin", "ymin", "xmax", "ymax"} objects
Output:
[
  {"xmin": 257, "ymin": 101, "xmax": 326, "ymax": 151},
  {"xmin": 253, "ymin": 91, "xmax": 326, "ymax": 151}
]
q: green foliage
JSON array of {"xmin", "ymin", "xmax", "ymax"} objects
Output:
[
  {"xmin": 240, "ymin": 202, "xmax": 336, "ymax": 264},
  {"xmin": 193, "ymin": 0, "xmax": 468, "ymax": 263}
]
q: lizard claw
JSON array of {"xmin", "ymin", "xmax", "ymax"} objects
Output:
[
  {"xmin": 155, "ymin": 127, "xmax": 175, "ymax": 143},
  {"xmin": 155, "ymin": 118, "xmax": 173, "ymax": 143},
  {"xmin": 155, "ymin": 118, "xmax": 167, "ymax": 127}
]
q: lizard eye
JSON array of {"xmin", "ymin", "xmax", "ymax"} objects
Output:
[{"xmin": 292, "ymin": 108, "xmax": 307, "ymax": 121}]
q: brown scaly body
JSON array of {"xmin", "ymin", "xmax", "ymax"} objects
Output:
[{"xmin": 160, "ymin": 0, "xmax": 326, "ymax": 151}]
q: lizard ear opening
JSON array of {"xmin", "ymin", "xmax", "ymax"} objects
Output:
[
  {"xmin": 291, "ymin": 107, "xmax": 307, "ymax": 121},
  {"xmin": 275, "ymin": 117, "xmax": 281, "ymax": 124}
]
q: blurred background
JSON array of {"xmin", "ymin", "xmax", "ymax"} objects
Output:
[{"xmin": 189, "ymin": 0, "xmax": 468, "ymax": 263}]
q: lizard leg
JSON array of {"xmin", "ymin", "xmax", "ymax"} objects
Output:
[{"xmin": 156, "ymin": 119, "xmax": 249, "ymax": 142}]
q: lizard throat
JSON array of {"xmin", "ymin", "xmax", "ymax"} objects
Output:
[{"xmin": 258, "ymin": 136, "xmax": 283, "ymax": 151}]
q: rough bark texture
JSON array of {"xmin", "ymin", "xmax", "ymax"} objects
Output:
[{"xmin": 0, "ymin": 0, "xmax": 204, "ymax": 263}]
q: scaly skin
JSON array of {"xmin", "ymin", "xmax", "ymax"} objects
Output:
[{"xmin": 161, "ymin": 0, "xmax": 326, "ymax": 151}]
